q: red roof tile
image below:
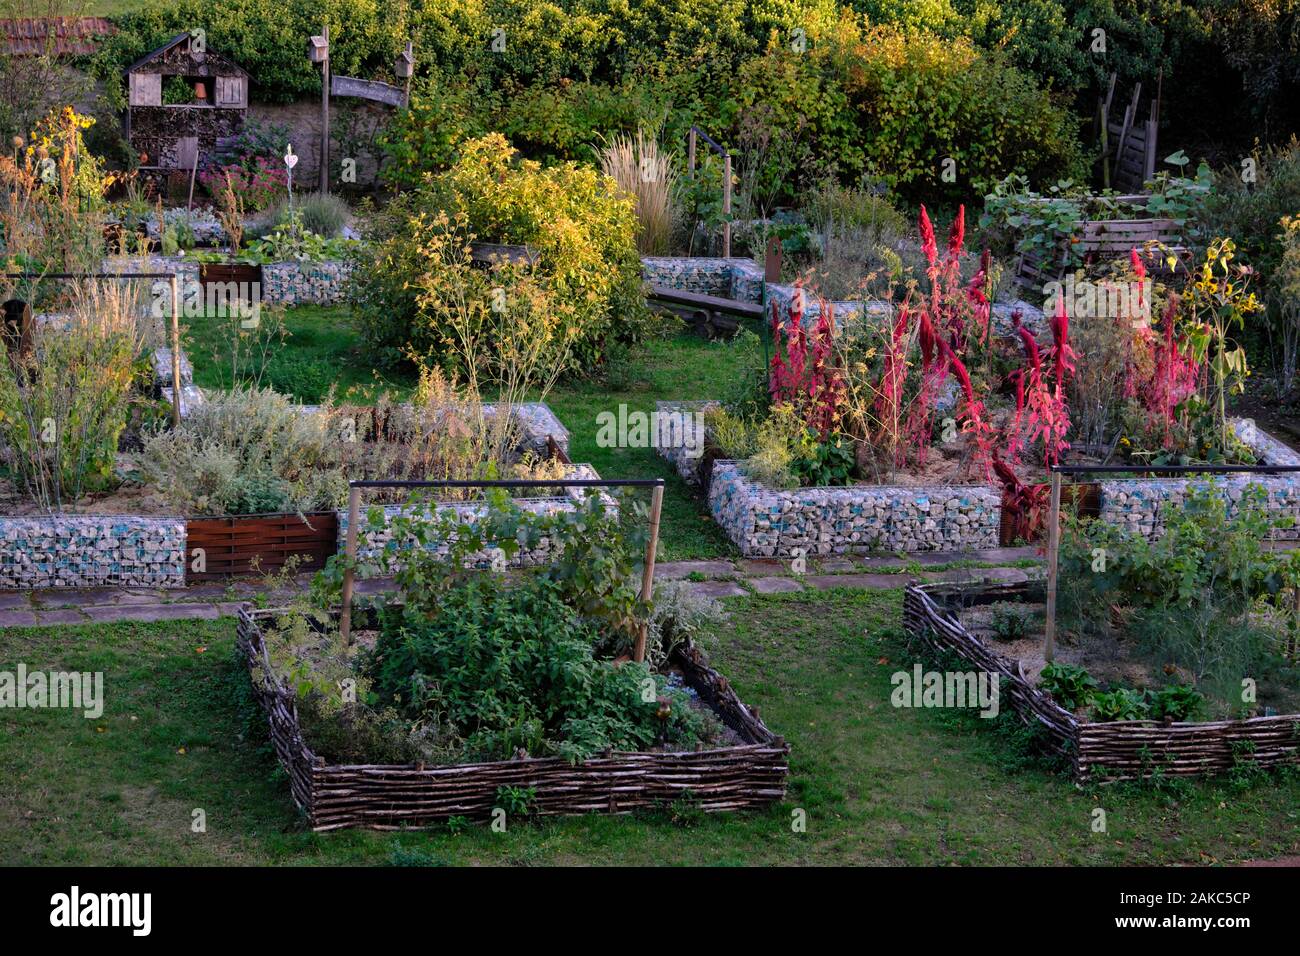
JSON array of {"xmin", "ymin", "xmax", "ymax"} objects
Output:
[{"xmin": 0, "ymin": 17, "xmax": 115, "ymax": 57}]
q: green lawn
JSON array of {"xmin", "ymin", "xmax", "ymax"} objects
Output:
[
  {"xmin": 183, "ymin": 306, "xmax": 758, "ymax": 559},
  {"xmin": 4, "ymin": 590, "xmax": 1297, "ymax": 866}
]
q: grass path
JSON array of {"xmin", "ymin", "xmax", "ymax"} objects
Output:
[{"xmin": 3, "ymin": 590, "xmax": 1297, "ymax": 866}]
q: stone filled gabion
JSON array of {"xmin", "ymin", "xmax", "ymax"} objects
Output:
[
  {"xmin": 707, "ymin": 462, "xmax": 999, "ymax": 556},
  {"xmin": 0, "ymin": 516, "xmax": 185, "ymax": 589},
  {"xmin": 640, "ymin": 255, "xmax": 1045, "ymax": 333},
  {"xmin": 1098, "ymin": 420, "xmax": 1300, "ymax": 540},
  {"xmin": 338, "ymin": 464, "xmax": 607, "ymax": 567}
]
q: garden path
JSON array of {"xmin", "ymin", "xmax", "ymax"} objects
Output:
[{"xmin": 0, "ymin": 547, "xmax": 1046, "ymax": 626}]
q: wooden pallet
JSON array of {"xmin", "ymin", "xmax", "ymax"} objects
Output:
[{"xmin": 186, "ymin": 512, "xmax": 338, "ymax": 580}]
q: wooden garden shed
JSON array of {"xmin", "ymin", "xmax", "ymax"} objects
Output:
[{"xmin": 125, "ymin": 32, "xmax": 248, "ymax": 173}]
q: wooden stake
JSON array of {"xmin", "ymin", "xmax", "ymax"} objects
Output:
[
  {"xmin": 687, "ymin": 127, "xmax": 696, "ymax": 179},
  {"xmin": 633, "ymin": 484, "xmax": 665, "ymax": 664},
  {"xmin": 722, "ymin": 153, "xmax": 732, "ymax": 258},
  {"xmin": 320, "ymin": 23, "xmax": 330, "ymax": 194},
  {"xmin": 1044, "ymin": 470, "xmax": 1063, "ymax": 663},
  {"xmin": 340, "ymin": 483, "xmax": 360, "ymax": 643},
  {"xmin": 169, "ymin": 274, "xmax": 181, "ymax": 428}
]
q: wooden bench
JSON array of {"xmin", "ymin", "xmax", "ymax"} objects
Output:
[{"xmin": 647, "ymin": 285, "xmax": 764, "ymax": 338}]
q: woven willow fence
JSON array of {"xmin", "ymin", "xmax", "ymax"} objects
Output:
[
  {"xmin": 237, "ymin": 606, "xmax": 789, "ymax": 831},
  {"xmin": 903, "ymin": 581, "xmax": 1300, "ymax": 783}
]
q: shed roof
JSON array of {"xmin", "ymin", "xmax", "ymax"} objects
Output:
[
  {"xmin": 0, "ymin": 16, "xmax": 114, "ymax": 56},
  {"xmin": 126, "ymin": 32, "xmax": 248, "ymax": 76}
]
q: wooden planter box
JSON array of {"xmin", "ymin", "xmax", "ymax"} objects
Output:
[
  {"xmin": 199, "ymin": 261, "xmax": 263, "ymax": 291},
  {"xmin": 186, "ymin": 512, "xmax": 338, "ymax": 580},
  {"xmin": 237, "ymin": 605, "xmax": 789, "ymax": 831},
  {"xmin": 903, "ymin": 581, "xmax": 1300, "ymax": 783}
]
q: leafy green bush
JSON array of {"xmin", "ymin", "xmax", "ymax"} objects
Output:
[
  {"xmin": 1059, "ymin": 482, "xmax": 1299, "ymax": 716},
  {"xmin": 366, "ymin": 574, "xmax": 718, "ymax": 763},
  {"xmin": 291, "ymin": 492, "xmax": 727, "ymax": 765},
  {"xmin": 1090, "ymin": 687, "xmax": 1150, "ymax": 722},
  {"xmin": 988, "ymin": 603, "xmax": 1033, "ymax": 642},
  {"xmin": 1037, "ymin": 662, "xmax": 1098, "ymax": 711},
  {"xmin": 352, "ymin": 134, "xmax": 647, "ymax": 373}
]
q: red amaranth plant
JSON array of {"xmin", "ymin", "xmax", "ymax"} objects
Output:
[
  {"xmin": 1144, "ymin": 295, "xmax": 1202, "ymax": 448},
  {"xmin": 1014, "ymin": 301, "xmax": 1074, "ymax": 468},
  {"xmin": 770, "ymin": 290, "xmax": 843, "ymax": 438},
  {"xmin": 948, "ymin": 345, "xmax": 996, "ymax": 479}
]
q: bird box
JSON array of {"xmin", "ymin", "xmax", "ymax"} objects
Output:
[
  {"xmin": 309, "ymin": 35, "xmax": 328, "ymax": 63},
  {"xmin": 395, "ymin": 46, "xmax": 414, "ymax": 79}
]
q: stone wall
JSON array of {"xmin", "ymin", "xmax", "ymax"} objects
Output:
[
  {"xmin": 101, "ymin": 255, "xmax": 351, "ymax": 306},
  {"xmin": 708, "ymin": 461, "xmax": 1000, "ymax": 556},
  {"xmin": 261, "ymin": 260, "xmax": 353, "ymax": 306},
  {"xmin": 338, "ymin": 464, "xmax": 605, "ymax": 566},
  {"xmin": 641, "ymin": 256, "xmax": 1044, "ymax": 333},
  {"xmin": 0, "ymin": 516, "xmax": 185, "ymax": 589},
  {"xmin": 1099, "ymin": 420, "xmax": 1300, "ymax": 540}
]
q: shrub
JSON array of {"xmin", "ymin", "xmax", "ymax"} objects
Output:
[
  {"xmin": 258, "ymin": 192, "xmax": 350, "ymax": 239},
  {"xmin": 140, "ymin": 386, "xmax": 344, "ymax": 515},
  {"xmin": 352, "ymin": 134, "xmax": 647, "ymax": 374},
  {"xmin": 198, "ymin": 158, "xmax": 287, "ymax": 213},
  {"xmin": 366, "ymin": 574, "xmax": 718, "ymax": 763},
  {"xmin": 0, "ymin": 280, "xmax": 147, "ymax": 509}
]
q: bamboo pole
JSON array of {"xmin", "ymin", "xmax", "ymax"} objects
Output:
[
  {"xmin": 633, "ymin": 484, "xmax": 665, "ymax": 664},
  {"xmin": 169, "ymin": 274, "xmax": 181, "ymax": 428},
  {"xmin": 340, "ymin": 484, "xmax": 360, "ymax": 643},
  {"xmin": 1043, "ymin": 470, "xmax": 1062, "ymax": 662}
]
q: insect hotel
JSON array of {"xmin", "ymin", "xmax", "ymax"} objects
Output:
[{"xmin": 125, "ymin": 32, "xmax": 249, "ymax": 180}]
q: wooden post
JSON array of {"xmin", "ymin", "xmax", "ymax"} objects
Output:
[
  {"xmin": 687, "ymin": 127, "xmax": 696, "ymax": 179},
  {"xmin": 402, "ymin": 41, "xmax": 414, "ymax": 108},
  {"xmin": 340, "ymin": 483, "xmax": 360, "ymax": 643},
  {"xmin": 722, "ymin": 152, "xmax": 732, "ymax": 258},
  {"xmin": 632, "ymin": 483, "xmax": 665, "ymax": 664},
  {"xmin": 186, "ymin": 148, "xmax": 199, "ymax": 212},
  {"xmin": 320, "ymin": 23, "xmax": 330, "ymax": 194},
  {"xmin": 1043, "ymin": 470, "xmax": 1063, "ymax": 663},
  {"xmin": 169, "ymin": 274, "xmax": 181, "ymax": 428}
]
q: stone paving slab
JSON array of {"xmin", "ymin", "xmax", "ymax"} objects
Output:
[
  {"xmin": 735, "ymin": 558, "xmax": 787, "ymax": 575},
  {"xmin": 33, "ymin": 588, "xmax": 168, "ymax": 609},
  {"xmin": 802, "ymin": 573, "xmax": 914, "ymax": 591},
  {"xmin": 0, "ymin": 609, "xmax": 38, "ymax": 627},
  {"xmin": 686, "ymin": 580, "xmax": 749, "ymax": 599},
  {"xmin": 0, "ymin": 592, "xmax": 33, "ymax": 610},
  {"xmin": 748, "ymin": 576, "xmax": 805, "ymax": 594},
  {"xmin": 82, "ymin": 603, "xmax": 220, "ymax": 623}
]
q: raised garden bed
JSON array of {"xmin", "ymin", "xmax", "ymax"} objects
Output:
[
  {"xmin": 709, "ymin": 461, "xmax": 1000, "ymax": 556},
  {"xmin": 904, "ymin": 580, "xmax": 1300, "ymax": 783},
  {"xmin": 237, "ymin": 603, "xmax": 789, "ymax": 830}
]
